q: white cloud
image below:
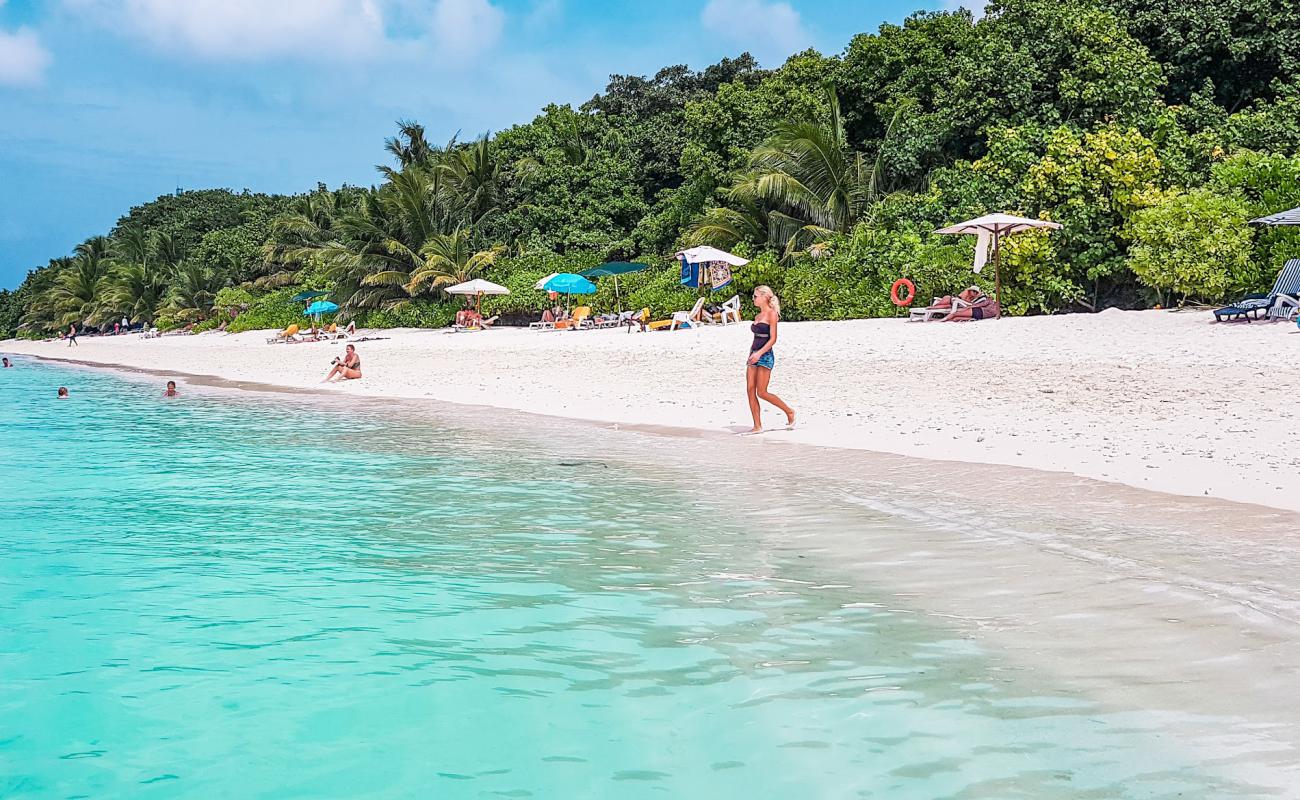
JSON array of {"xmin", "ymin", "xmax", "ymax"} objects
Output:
[
  {"xmin": 432, "ymin": 0, "xmax": 504, "ymax": 59},
  {"xmin": 700, "ymin": 0, "xmax": 811, "ymax": 63},
  {"xmin": 0, "ymin": 27, "xmax": 52, "ymax": 86},
  {"xmin": 66, "ymin": 0, "xmax": 388, "ymax": 60}
]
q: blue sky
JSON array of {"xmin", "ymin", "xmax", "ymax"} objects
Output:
[{"xmin": 0, "ymin": 0, "xmax": 946, "ymax": 288}]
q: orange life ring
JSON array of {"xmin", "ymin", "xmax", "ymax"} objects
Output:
[{"xmin": 890, "ymin": 278, "xmax": 916, "ymax": 307}]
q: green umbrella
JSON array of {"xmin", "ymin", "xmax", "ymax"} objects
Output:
[
  {"xmin": 579, "ymin": 262, "xmax": 648, "ymax": 313},
  {"xmin": 291, "ymin": 290, "xmax": 329, "ymax": 303}
]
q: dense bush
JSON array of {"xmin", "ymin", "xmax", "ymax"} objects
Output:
[
  {"xmin": 225, "ymin": 289, "xmax": 306, "ymax": 334},
  {"xmin": 1125, "ymin": 190, "xmax": 1256, "ymax": 303}
]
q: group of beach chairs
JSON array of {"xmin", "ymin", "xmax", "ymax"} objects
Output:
[
  {"xmin": 267, "ymin": 323, "xmax": 353, "ymax": 344},
  {"xmin": 529, "ymin": 295, "xmax": 743, "ymax": 333}
]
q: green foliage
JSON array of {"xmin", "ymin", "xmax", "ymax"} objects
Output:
[
  {"xmin": 783, "ymin": 230, "xmax": 973, "ymax": 320},
  {"xmin": 1125, "ymin": 190, "xmax": 1257, "ymax": 301},
  {"xmin": 224, "ymin": 289, "xmax": 306, "ymax": 334},
  {"xmin": 9, "ymin": 5, "xmax": 1300, "ymax": 328},
  {"xmin": 1093, "ymin": 0, "xmax": 1300, "ymax": 108},
  {"xmin": 354, "ymin": 300, "xmax": 457, "ymax": 329}
]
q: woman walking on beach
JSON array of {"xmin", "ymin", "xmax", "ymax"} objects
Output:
[{"xmin": 745, "ymin": 285, "xmax": 795, "ymax": 434}]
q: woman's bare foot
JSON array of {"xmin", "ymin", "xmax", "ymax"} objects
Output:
[
  {"xmin": 785, "ymin": 411, "xmax": 796, "ymax": 429},
  {"xmin": 742, "ymin": 426, "xmax": 763, "ymax": 435}
]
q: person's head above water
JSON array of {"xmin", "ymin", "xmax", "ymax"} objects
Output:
[
  {"xmin": 2, "ymin": 357, "xmax": 10, "ymax": 368},
  {"xmin": 57, "ymin": 387, "xmax": 69, "ymax": 398},
  {"xmin": 164, "ymin": 380, "xmax": 178, "ymax": 396}
]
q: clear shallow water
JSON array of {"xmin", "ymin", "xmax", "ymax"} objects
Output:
[{"xmin": 0, "ymin": 361, "xmax": 1290, "ymax": 797}]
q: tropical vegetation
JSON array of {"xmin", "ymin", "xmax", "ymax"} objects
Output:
[{"xmin": 4, "ymin": 0, "xmax": 1299, "ymax": 338}]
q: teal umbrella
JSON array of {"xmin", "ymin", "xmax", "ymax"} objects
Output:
[
  {"xmin": 291, "ymin": 290, "xmax": 329, "ymax": 303},
  {"xmin": 542, "ymin": 273, "xmax": 597, "ymax": 312},
  {"xmin": 580, "ymin": 262, "xmax": 648, "ymax": 313},
  {"xmin": 303, "ymin": 300, "xmax": 338, "ymax": 325}
]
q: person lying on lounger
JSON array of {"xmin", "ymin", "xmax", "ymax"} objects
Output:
[{"xmin": 942, "ymin": 287, "xmax": 1000, "ymax": 321}]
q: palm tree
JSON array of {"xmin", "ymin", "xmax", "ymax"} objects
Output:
[
  {"xmin": 105, "ymin": 225, "xmax": 172, "ymax": 324},
  {"xmin": 688, "ymin": 87, "xmax": 908, "ymax": 259},
  {"xmin": 261, "ymin": 187, "xmax": 355, "ymax": 283},
  {"xmin": 445, "ymin": 135, "xmax": 502, "ymax": 225},
  {"xmin": 383, "ymin": 120, "xmax": 435, "ymax": 168},
  {"xmin": 163, "ymin": 261, "xmax": 222, "ymax": 322},
  {"xmin": 405, "ymin": 229, "xmax": 505, "ymax": 295},
  {"xmin": 44, "ymin": 237, "xmax": 112, "ymax": 327}
]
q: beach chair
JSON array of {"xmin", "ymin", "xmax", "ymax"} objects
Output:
[
  {"xmin": 1214, "ymin": 259, "xmax": 1300, "ymax": 322},
  {"xmin": 707, "ymin": 295, "xmax": 742, "ymax": 325},
  {"xmin": 556, "ymin": 306, "xmax": 593, "ymax": 330},
  {"xmin": 910, "ymin": 296, "xmax": 966, "ymax": 322},
  {"xmin": 623, "ymin": 308, "xmax": 650, "ymax": 333},
  {"xmin": 267, "ymin": 324, "xmax": 300, "ymax": 343},
  {"xmin": 649, "ymin": 297, "xmax": 705, "ymax": 331}
]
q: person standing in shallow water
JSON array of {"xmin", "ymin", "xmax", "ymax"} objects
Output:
[
  {"xmin": 744, "ymin": 285, "xmax": 795, "ymax": 434},
  {"xmin": 163, "ymin": 381, "xmax": 179, "ymax": 397}
]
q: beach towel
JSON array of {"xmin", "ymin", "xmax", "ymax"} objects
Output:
[{"xmin": 973, "ymin": 230, "xmax": 991, "ymax": 274}]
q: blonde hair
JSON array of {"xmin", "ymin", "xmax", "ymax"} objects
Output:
[{"xmin": 754, "ymin": 285, "xmax": 781, "ymax": 316}]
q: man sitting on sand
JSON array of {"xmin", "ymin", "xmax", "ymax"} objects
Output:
[{"xmin": 323, "ymin": 344, "xmax": 362, "ymax": 382}]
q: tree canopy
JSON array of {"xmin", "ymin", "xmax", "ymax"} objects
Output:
[{"xmin": 6, "ymin": 0, "xmax": 1300, "ymax": 338}]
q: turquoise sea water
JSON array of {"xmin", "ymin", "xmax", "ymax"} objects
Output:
[{"xmin": 0, "ymin": 360, "xmax": 1285, "ymax": 798}]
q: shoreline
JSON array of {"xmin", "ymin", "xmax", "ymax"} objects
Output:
[{"xmin": 6, "ymin": 309, "xmax": 1299, "ymax": 512}]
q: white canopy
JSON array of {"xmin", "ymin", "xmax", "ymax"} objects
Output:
[
  {"xmin": 534, "ymin": 273, "xmax": 560, "ymax": 290},
  {"xmin": 445, "ymin": 279, "xmax": 509, "ymax": 296},
  {"xmin": 935, "ymin": 213, "xmax": 1062, "ymax": 236},
  {"xmin": 1250, "ymin": 207, "xmax": 1300, "ymax": 227},
  {"xmin": 675, "ymin": 245, "xmax": 750, "ymax": 266},
  {"xmin": 935, "ymin": 213, "xmax": 1062, "ymax": 308}
]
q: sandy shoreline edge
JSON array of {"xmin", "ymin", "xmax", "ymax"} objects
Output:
[{"xmin": 6, "ymin": 309, "xmax": 1298, "ymax": 512}]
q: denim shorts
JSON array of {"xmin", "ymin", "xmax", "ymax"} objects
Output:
[{"xmin": 750, "ymin": 350, "xmax": 775, "ymax": 370}]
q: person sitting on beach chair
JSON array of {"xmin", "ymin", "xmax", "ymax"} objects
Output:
[{"xmin": 942, "ymin": 287, "xmax": 1000, "ymax": 321}]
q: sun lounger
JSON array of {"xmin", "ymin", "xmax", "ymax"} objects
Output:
[
  {"xmin": 1214, "ymin": 259, "xmax": 1300, "ymax": 322},
  {"xmin": 554, "ymin": 306, "xmax": 593, "ymax": 330},
  {"xmin": 649, "ymin": 297, "xmax": 705, "ymax": 331},
  {"xmin": 706, "ymin": 295, "xmax": 742, "ymax": 325},
  {"xmin": 910, "ymin": 296, "xmax": 967, "ymax": 322},
  {"xmin": 267, "ymin": 324, "xmax": 300, "ymax": 343},
  {"xmin": 623, "ymin": 308, "xmax": 650, "ymax": 333}
]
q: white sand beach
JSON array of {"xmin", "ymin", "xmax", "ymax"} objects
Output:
[{"xmin": 5, "ymin": 309, "xmax": 1297, "ymax": 512}]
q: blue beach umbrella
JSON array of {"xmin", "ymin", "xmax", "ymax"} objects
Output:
[
  {"xmin": 303, "ymin": 300, "xmax": 339, "ymax": 316},
  {"xmin": 542, "ymin": 273, "xmax": 597, "ymax": 294},
  {"xmin": 542, "ymin": 273, "xmax": 597, "ymax": 311},
  {"xmin": 303, "ymin": 300, "xmax": 339, "ymax": 326}
]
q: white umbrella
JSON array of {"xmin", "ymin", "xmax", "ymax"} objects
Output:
[
  {"xmin": 935, "ymin": 213, "xmax": 1062, "ymax": 309},
  {"xmin": 674, "ymin": 245, "xmax": 750, "ymax": 267},
  {"xmin": 445, "ymin": 279, "xmax": 509, "ymax": 296},
  {"xmin": 534, "ymin": 273, "xmax": 560, "ymax": 290},
  {"xmin": 446, "ymin": 279, "xmax": 508, "ymax": 313}
]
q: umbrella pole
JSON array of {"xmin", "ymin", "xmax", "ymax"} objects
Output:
[
  {"xmin": 993, "ymin": 233, "xmax": 1002, "ymax": 312},
  {"xmin": 614, "ymin": 276, "xmax": 622, "ymax": 315}
]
